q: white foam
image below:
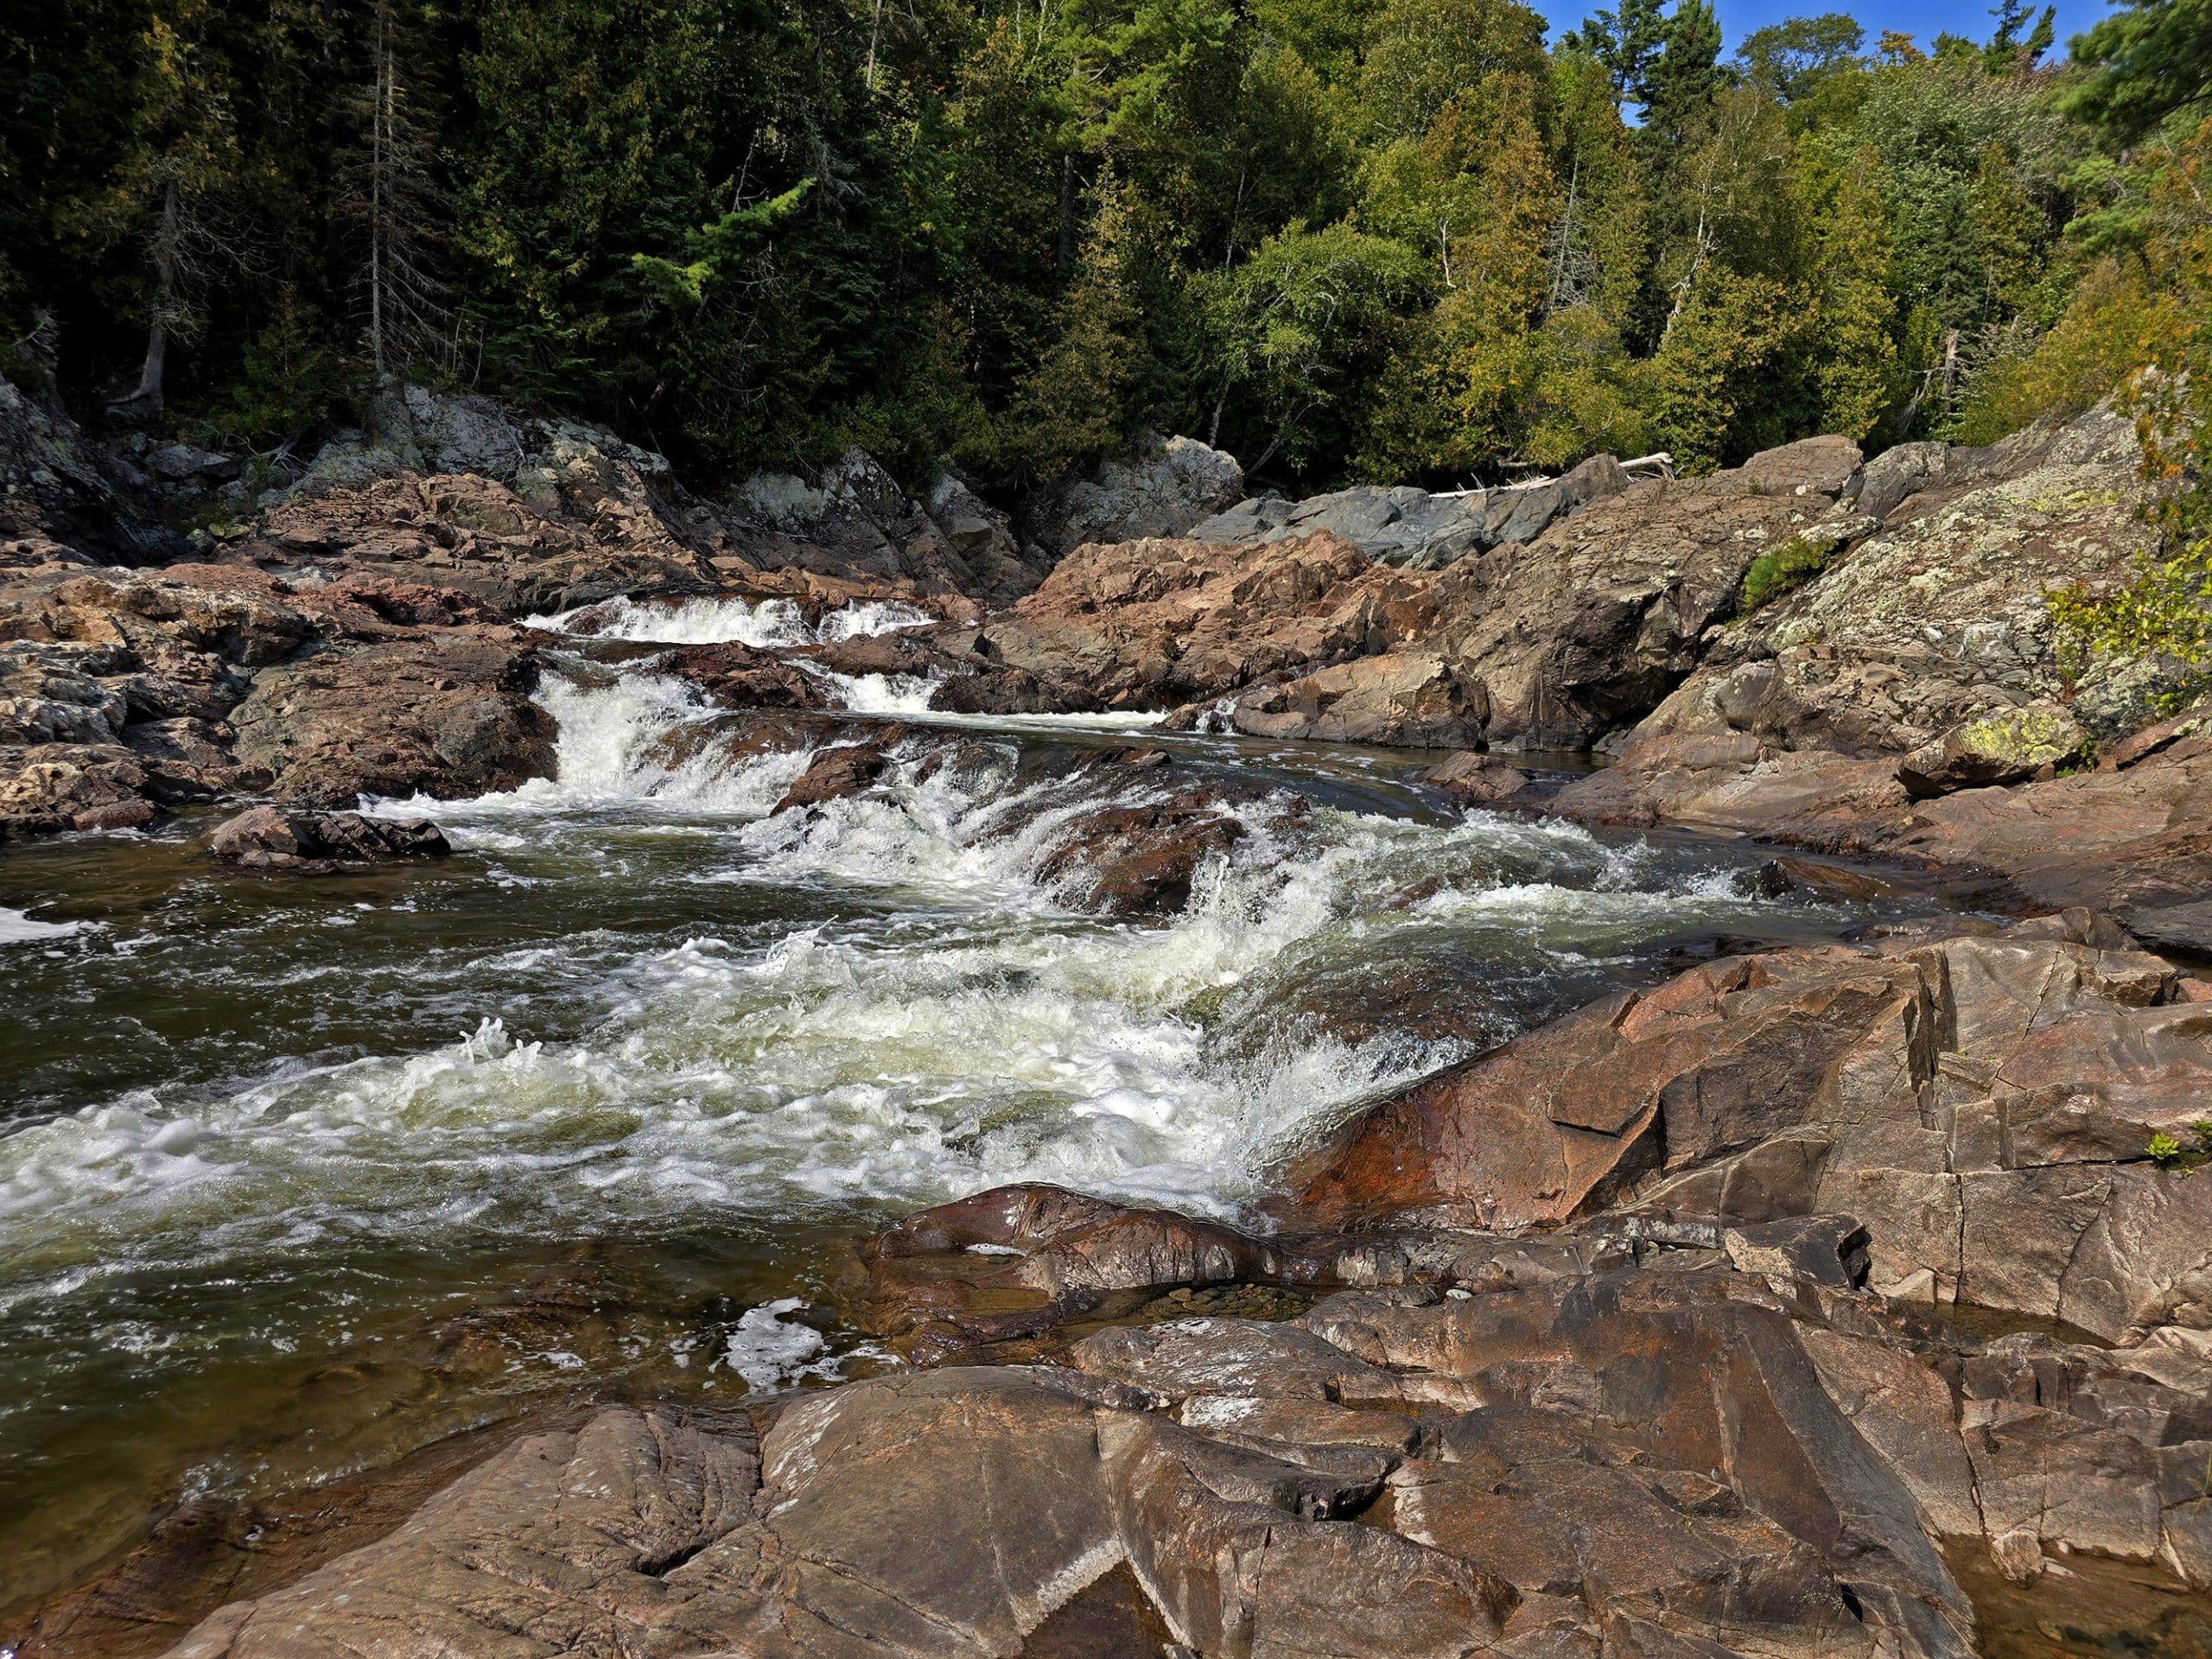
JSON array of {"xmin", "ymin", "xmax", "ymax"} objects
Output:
[
  {"xmin": 0, "ymin": 658, "xmax": 1834, "ymax": 1335},
  {"xmin": 527, "ymin": 594, "xmax": 931, "ymax": 648},
  {"xmin": 0, "ymin": 908, "xmax": 85, "ymax": 945},
  {"xmin": 721, "ymin": 1298, "xmax": 831, "ymax": 1392}
]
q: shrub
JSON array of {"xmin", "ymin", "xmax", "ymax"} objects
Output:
[{"xmin": 1741, "ymin": 535, "xmax": 1833, "ymax": 613}]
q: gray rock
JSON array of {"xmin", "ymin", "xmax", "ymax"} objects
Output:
[
  {"xmin": 1030, "ymin": 432, "xmax": 1246, "ymax": 559},
  {"xmin": 207, "ymin": 804, "xmax": 450, "ymax": 870},
  {"xmin": 145, "ymin": 442, "xmax": 241, "ymax": 483}
]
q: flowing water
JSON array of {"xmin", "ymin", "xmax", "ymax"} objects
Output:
[{"xmin": 0, "ymin": 599, "xmax": 1963, "ymax": 1613}]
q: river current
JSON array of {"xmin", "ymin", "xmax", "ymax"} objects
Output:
[{"xmin": 0, "ymin": 596, "xmax": 1954, "ymax": 1611}]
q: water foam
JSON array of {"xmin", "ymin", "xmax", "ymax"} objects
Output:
[
  {"xmin": 528, "ymin": 594, "xmax": 931, "ymax": 647},
  {"xmin": 4, "ymin": 661, "xmax": 1840, "ymax": 1321},
  {"xmin": 0, "ymin": 908, "xmax": 86, "ymax": 945}
]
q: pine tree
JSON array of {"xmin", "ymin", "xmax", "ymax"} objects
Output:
[
  {"xmin": 1641, "ymin": 0, "xmax": 1726, "ymax": 150},
  {"xmin": 1811, "ymin": 155, "xmax": 1899, "ymax": 437},
  {"xmin": 98, "ymin": 0, "xmax": 247, "ymax": 417},
  {"xmin": 1570, "ymin": 0, "xmax": 1664, "ymax": 105},
  {"xmin": 334, "ymin": 0, "xmax": 451, "ymax": 380}
]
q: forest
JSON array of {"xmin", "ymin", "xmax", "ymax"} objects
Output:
[{"xmin": 1, "ymin": 0, "xmax": 2209, "ymax": 497}]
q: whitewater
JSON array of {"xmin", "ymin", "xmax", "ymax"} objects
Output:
[{"xmin": 0, "ymin": 617, "xmax": 1933, "ymax": 1602}]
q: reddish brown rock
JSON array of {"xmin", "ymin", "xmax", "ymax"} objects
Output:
[{"xmin": 772, "ymin": 743, "xmax": 893, "ymax": 813}]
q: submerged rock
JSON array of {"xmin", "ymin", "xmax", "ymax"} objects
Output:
[{"xmin": 207, "ymin": 805, "xmax": 450, "ymax": 871}]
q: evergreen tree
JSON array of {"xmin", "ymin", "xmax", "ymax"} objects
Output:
[{"xmin": 95, "ymin": 0, "xmax": 249, "ymax": 416}]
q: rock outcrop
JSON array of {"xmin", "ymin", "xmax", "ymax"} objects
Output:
[
  {"xmin": 1027, "ymin": 432, "xmax": 1247, "ymax": 561},
  {"xmin": 0, "ymin": 562, "xmax": 554, "ymax": 834},
  {"xmin": 985, "ymin": 438, "xmax": 1871, "ymax": 748},
  {"xmin": 1294, "ymin": 917, "xmax": 2212, "ymax": 1344},
  {"xmin": 1188, "ymin": 451, "xmax": 1631, "ymax": 569},
  {"xmin": 1636, "ymin": 410, "xmax": 2163, "ymax": 761}
]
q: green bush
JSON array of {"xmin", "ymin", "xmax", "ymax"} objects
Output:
[{"xmin": 1740, "ymin": 535, "xmax": 1834, "ymax": 613}]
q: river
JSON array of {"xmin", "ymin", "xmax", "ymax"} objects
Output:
[{"xmin": 0, "ymin": 596, "xmax": 1956, "ymax": 1614}]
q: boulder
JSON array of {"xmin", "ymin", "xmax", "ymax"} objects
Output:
[
  {"xmin": 144, "ymin": 442, "xmax": 240, "ymax": 485},
  {"xmin": 1896, "ymin": 704, "xmax": 2091, "ymax": 798},
  {"xmin": 661, "ymin": 640, "xmax": 837, "ymax": 712},
  {"xmin": 1028, "ymin": 432, "xmax": 1246, "ymax": 561},
  {"xmin": 1421, "ymin": 749, "xmax": 1537, "ymax": 809},
  {"xmin": 772, "ymin": 743, "xmax": 893, "ymax": 813},
  {"xmin": 207, "ymin": 805, "xmax": 450, "ymax": 871},
  {"xmin": 1033, "ymin": 788, "xmax": 1265, "ymax": 913},
  {"xmin": 227, "ymin": 632, "xmax": 556, "ymax": 806}
]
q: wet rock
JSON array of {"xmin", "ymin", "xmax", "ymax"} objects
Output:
[
  {"xmin": 1034, "ymin": 790, "xmax": 1255, "ymax": 913},
  {"xmin": 1421, "ymin": 749, "xmax": 1536, "ymax": 809},
  {"xmin": 772, "ymin": 743, "xmax": 893, "ymax": 813},
  {"xmin": 660, "ymin": 639, "xmax": 836, "ymax": 711},
  {"xmin": 227, "ymin": 632, "xmax": 555, "ymax": 806},
  {"xmin": 207, "ymin": 805, "xmax": 450, "ymax": 871},
  {"xmin": 798, "ymin": 629, "xmax": 1090, "ymax": 715}
]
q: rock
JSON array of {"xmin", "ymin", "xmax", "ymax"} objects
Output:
[
  {"xmin": 158, "ymin": 1266, "xmax": 2044, "ymax": 1659},
  {"xmin": 0, "ymin": 741, "xmax": 162, "ymax": 835},
  {"xmin": 1294, "ymin": 922, "xmax": 2212, "ymax": 1346},
  {"xmin": 1897, "ymin": 703, "xmax": 2090, "ymax": 798},
  {"xmin": 1029, "ymin": 433, "xmax": 1246, "ymax": 561},
  {"xmin": 999, "ymin": 445, "xmax": 1869, "ymax": 749},
  {"xmin": 206, "ymin": 805, "xmax": 450, "ymax": 871},
  {"xmin": 1633, "ymin": 405, "xmax": 2163, "ymax": 760},
  {"xmin": 1033, "ymin": 790, "xmax": 1257, "ymax": 913},
  {"xmin": 661, "ymin": 640, "xmax": 837, "ymax": 711},
  {"xmin": 144, "ymin": 442, "xmax": 240, "ymax": 484},
  {"xmin": 1421, "ymin": 749, "xmax": 1536, "ymax": 809},
  {"xmin": 156, "ymin": 1409, "xmax": 761, "ymax": 1659},
  {"xmin": 227, "ymin": 632, "xmax": 556, "ymax": 806},
  {"xmin": 772, "ymin": 743, "xmax": 893, "ymax": 813},
  {"xmin": 1209, "ymin": 652, "xmax": 1490, "ymax": 747},
  {"xmin": 731, "ymin": 448, "xmax": 1050, "ymax": 602},
  {"xmin": 1723, "ymin": 1215, "xmax": 1872, "ymax": 1288},
  {"xmin": 0, "ymin": 373, "xmax": 158, "ymax": 563},
  {"xmin": 1848, "ymin": 440, "xmax": 1950, "ymax": 523}
]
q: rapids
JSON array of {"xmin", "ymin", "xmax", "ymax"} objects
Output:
[{"xmin": 0, "ymin": 633, "xmax": 1962, "ymax": 1613}]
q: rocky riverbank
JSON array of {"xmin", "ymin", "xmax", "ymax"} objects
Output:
[{"xmin": 6, "ymin": 377, "xmax": 2211, "ymax": 1658}]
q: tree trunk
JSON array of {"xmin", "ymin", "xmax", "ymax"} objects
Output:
[
  {"xmin": 1057, "ymin": 154, "xmax": 1077, "ymax": 284},
  {"xmin": 116, "ymin": 176, "xmax": 180, "ymax": 417}
]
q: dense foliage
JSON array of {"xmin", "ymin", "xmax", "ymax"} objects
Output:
[{"xmin": 2, "ymin": 0, "xmax": 2208, "ymax": 493}]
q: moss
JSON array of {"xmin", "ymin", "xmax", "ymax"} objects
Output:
[{"xmin": 1741, "ymin": 535, "xmax": 1833, "ymax": 613}]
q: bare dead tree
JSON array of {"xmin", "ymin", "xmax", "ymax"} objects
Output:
[{"xmin": 334, "ymin": 0, "xmax": 452, "ymax": 380}]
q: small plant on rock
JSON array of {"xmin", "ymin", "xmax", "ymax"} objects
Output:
[
  {"xmin": 1741, "ymin": 536, "xmax": 1834, "ymax": 613},
  {"xmin": 2147, "ymin": 1130, "xmax": 2186, "ymax": 1168}
]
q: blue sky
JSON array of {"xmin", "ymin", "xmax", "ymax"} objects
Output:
[{"xmin": 1528, "ymin": 0, "xmax": 2119, "ymax": 61}]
